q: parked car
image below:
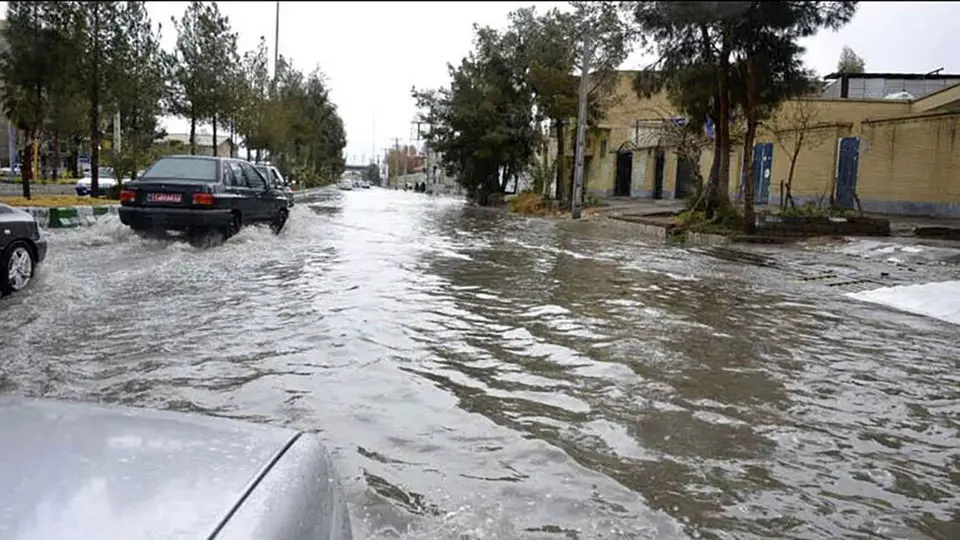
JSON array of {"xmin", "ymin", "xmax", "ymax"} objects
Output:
[
  {"xmin": 254, "ymin": 163, "xmax": 294, "ymax": 208},
  {"xmin": 1, "ymin": 164, "xmax": 20, "ymax": 182},
  {"xmin": 118, "ymin": 155, "xmax": 291, "ymax": 243},
  {"xmin": 76, "ymin": 168, "xmax": 143, "ymax": 197},
  {"xmin": 75, "ymin": 167, "xmax": 120, "ymax": 197},
  {"xmin": 0, "ymin": 203, "xmax": 47, "ymax": 295},
  {"xmin": 0, "ymin": 396, "xmax": 354, "ymax": 540}
]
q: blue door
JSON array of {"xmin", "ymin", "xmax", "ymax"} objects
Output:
[
  {"xmin": 739, "ymin": 143, "xmax": 773, "ymax": 204},
  {"xmin": 836, "ymin": 137, "xmax": 860, "ymax": 209},
  {"xmin": 753, "ymin": 143, "xmax": 773, "ymax": 205}
]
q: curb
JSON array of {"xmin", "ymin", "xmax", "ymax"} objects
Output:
[
  {"xmin": 292, "ymin": 186, "xmax": 335, "ymax": 201},
  {"xmin": 21, "ymin": 205, "xmax": 119, "ymax": 228}
]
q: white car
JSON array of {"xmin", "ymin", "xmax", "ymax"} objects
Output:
[
  {"xmin": 75, "ymin": 167, "xmax": 120, "ymax": 196},
  {"xmin": 75, "ymin": 168, "xmax": 143, "ymax": 196}
]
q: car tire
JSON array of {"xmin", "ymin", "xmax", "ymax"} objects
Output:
[
  {"xmin": 134, "ymin": 228, "xmax": 161, "ymax": 240},
  {"xmin": 270, "ymin": 209, "xmax": 288, "ymax": 234},
  {"xmin": 187, "ymin": 228, "xmax": 221, "ymax": 248},
  {"xmin": 223, "ymin": 212, "xmax": 242, "ymax": 239},
  {"xmin": 1, "ymin": 241, "xmax": 35, "ymax": 294}
]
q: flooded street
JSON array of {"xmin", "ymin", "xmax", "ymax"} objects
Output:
[{"xmin": 1, "ymin": 188, "xmax": 958, "ymax": 539}]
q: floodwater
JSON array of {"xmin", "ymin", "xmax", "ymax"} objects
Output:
[{"xmin": 1, "ymin": 188, "xmax": 958, "ymax": 539}]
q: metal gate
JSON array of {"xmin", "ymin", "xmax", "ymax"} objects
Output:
[
  {"xmin": 615, "ymin": 151, "xmax": 632, "ymax": 196},
  {"xmin": 738, "ymin": 142, "xmax": 773, "ymax": 204},
  {"xmin": 836, "ymin": 137, "xmax": 860, "ymax": 209},
  {"xmin": 755, "ymin": 142, "xmax": 773, "ymax": 205}
]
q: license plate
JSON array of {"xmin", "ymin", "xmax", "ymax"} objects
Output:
[{"xmin": 147, "ymin": 192, "xmax": 182, "ymax": 203}]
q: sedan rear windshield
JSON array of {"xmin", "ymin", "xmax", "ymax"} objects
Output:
[{"xmin": 142, "ymin": 158, "xmax": 218, "ymax": 182}]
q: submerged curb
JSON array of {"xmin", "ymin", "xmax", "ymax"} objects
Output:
[
  {"xmin": 292, "ymin": 186, "xmax": 334, "ymax": 201},
  {"xmin": 20, "ymin": 204, "xmax": 119, "ymax": 229}
]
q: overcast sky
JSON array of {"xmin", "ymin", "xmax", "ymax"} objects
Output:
[{"xmin": 3, "ymin": 1, "xmax": 958, "ymax": 164}]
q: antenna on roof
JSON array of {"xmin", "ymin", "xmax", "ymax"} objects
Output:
[{"xmin": 925, "ymin": 67, "xmax": 944, "ymax": 76}]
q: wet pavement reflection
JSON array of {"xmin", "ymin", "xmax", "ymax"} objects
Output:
[{"xmin": 1, "ymin": 188, "xmax": 958, "ymax": 539}]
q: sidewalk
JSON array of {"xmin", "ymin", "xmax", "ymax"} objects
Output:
[
  {"xmin": 600, "ymin": 197, "xmax": 960, "ymax": 242},
  {"xmin": 864, "ymin": 212, "xmax": 960, "ymax": 240},
  {"xmin": 597, "ymin": 197, "xmax": 686, "ymax": 217}
]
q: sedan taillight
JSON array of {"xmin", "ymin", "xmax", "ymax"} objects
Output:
[
  {"xmin": 119, "ymin": 190, "xmax": 135, "ymax": 203},
  {"xmin": 192, "ymin": 193, "xmax": 215, "ymax": 206}
]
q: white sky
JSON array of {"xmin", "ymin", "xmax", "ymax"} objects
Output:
[{"xmin": 2, "ymin": 1, "xmax": 958, "ymax": 165}]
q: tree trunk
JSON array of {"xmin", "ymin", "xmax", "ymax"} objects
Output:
[
  {"xmin": 256, "ymin": 148, "xmax": 261, "ymax": 162},
  {"xmin": 742, "ymin": 56, "xmax": 759, "ymax": 235},
  {"xmin": 70, "ymin": 136, "xmax": 80, "ymax": 178},
  {"xmin": 716, "ymin": 33, "xmax": 732, "ymax": 211},
  {"xmin": 52, "ymin": 131, "xmax": 60, "ymax": 180},
  {"xmin": 786, "ymin": 135, "xmax": 803, "ymax": 209},
  {"xmin": 89, "ymin": 3, "xmax": 101, "ymax": 198},
  {"xmin": 698, "ymin": 23, "xmax": 722, "ymax": 218},
  {"xmin": 709, "ymin": 134, "xmax": 721, "ymax": 187},
  {"xmin": 554, "ymin": 120, "xmax": 565, "ymax": 203},
  {"xmin": 246, "ymin": 143, "xmax": 251, "ymax": 161},
  {"xmin": 212, "ymin": 112, "xmax": 218, "ymax": 156},
  {"xmin": 20, "ymin": 139, "xmax": 33, "ymax": 199},
  {"xmin": 189, "ymin": 105, "xmax": 196, "ymax": 155}
]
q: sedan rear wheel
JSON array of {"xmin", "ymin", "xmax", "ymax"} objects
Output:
[
  {"xmin": 187, "ymin": 228, "xmax": 224, "ymax": 249},
  {"xmin": 270, "ymin": 209, "xmax": 288, "ymax": 234},
  {"xmin": 224, "ymin": 212, "xmax": 242, "ymax": 239},
  {"xmin": 2, "ymin": 242, "xmax": 34, "ymax": 294}
]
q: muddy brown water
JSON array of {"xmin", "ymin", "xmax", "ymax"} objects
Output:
[{"xmin": 1, "ymin": 188, "xmax": 957, "ymax": 539}]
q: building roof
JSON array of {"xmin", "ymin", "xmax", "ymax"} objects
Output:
[
  {"xmin": 823, "ymin": 71, "xmax": 960, "ymax": 80},
  {"xmin": 162, "ymin": 133, "xmax": 235, "ymax": 147}
]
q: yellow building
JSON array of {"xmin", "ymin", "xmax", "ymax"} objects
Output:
[{"xmin": 552, "ymin": 71, "xmax": 960, "ymax": 218}]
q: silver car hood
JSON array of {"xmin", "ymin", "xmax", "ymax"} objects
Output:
[
  {"xmin": 0, "ymin": 396, "xmax": 298, "ymax": 540},
  {"xmin": 0, "ymin": 203, "xmax": 32, "ymax": 223}
]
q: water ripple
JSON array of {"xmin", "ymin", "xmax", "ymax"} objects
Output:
[{"xmin": 0, "ymin": 189, "xmax": 957, "ymax": 539}]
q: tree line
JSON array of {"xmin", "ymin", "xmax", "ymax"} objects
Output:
[
  {"xmin": 1, "ymin": 0, "xmax": 346, "ymax": 198},
  {"xmin": 414, "ymin": 1, "xmax": 859, "ymax": 232}
]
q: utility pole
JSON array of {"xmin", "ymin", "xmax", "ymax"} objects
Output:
[
  {"xmin": 571, "ymin": 24, "xmax": 594, "ymax": 220},
  {"xmin": 273, "ymin": 2, "xmax": 280, "ymax": 80},
  {"xmin": 411, "ymin": 120, "xmax": 423, "ymax": 185},
  {"xmin": 393, "ymin": 137, "xmax": 401, "ymax": 188},
  {"xmin": 402, "ymin": 140, "xmax": 408, "ymax": 187}
]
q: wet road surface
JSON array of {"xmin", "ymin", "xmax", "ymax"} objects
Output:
[{"xmin": 1, "ymin": 188, "xmax": 958, "ymax": 539}]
